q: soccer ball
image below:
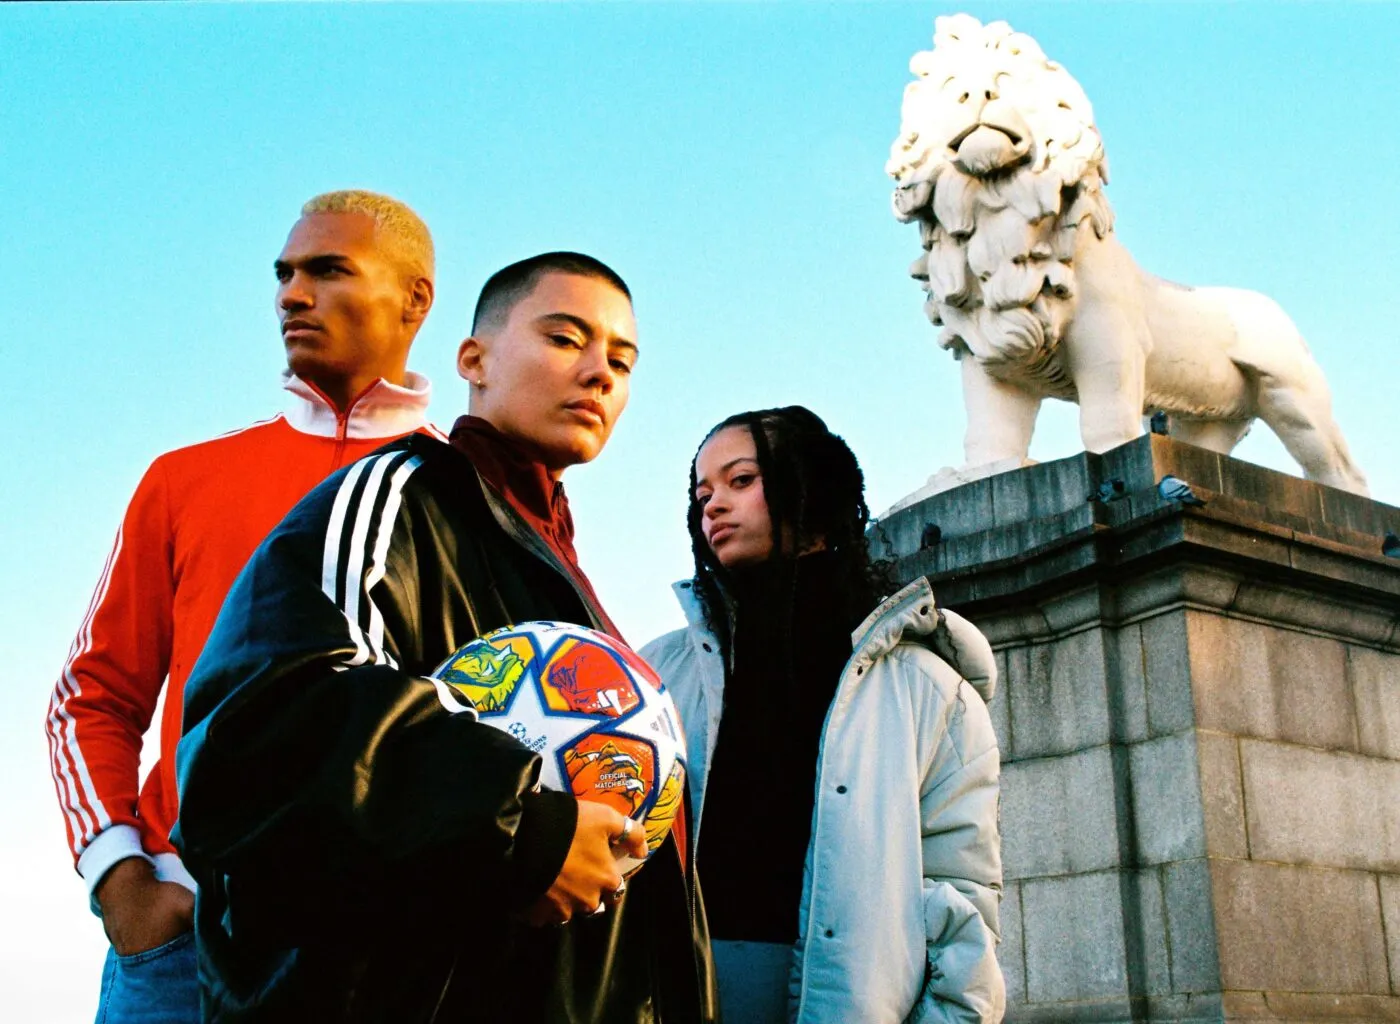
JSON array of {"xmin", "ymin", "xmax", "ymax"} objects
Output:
[{"xmin": 432, "ymin": 621, "xmax": 686, "ymax": 871}]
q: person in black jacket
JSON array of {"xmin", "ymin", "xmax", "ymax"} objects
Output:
[{"xmin": 173, "ymin": 253, "xmax": 716, "ymax": 1023}]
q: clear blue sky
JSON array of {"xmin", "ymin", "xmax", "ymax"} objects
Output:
[{"xmin": 3, "ymin": 3, "xmax": 1397, "ymax": 1018}]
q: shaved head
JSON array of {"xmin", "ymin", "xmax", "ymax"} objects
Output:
[{"xmin": 471, "ymin": 252, "xmax": 630, "ymax": 335}]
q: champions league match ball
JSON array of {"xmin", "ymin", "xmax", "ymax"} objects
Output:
[{"xmin": 432, "ymin": 621, "xmax": 687, "ymax": 873}]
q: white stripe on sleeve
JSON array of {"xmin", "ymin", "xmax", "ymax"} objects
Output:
[
  {"xmin": 321, "ymin": 457, "xmax": 372, "ymax": 604},
  {"xmin": 363, "ymin": 455, "xmax": 423, "ymax": 666},
  {"xmin": 48, "ymin": 524, "xmax": 125, "ymax": 853},
  {"xmin": 341, "ymin": 453, "xmax": 399, "ymax": 667},
  {"xmin": 322, "ymin": 451, "xmax": 423, "ymax": 670}
]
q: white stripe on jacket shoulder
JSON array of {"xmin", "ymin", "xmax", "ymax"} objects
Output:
[{"xmin": 320, "ymin": 450, "xmax": 424, "ymax": 671}]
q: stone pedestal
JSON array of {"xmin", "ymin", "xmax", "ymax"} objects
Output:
[{"xmin": 874, "ymin": 436, "xmax": 1400, "ymax": 1024}]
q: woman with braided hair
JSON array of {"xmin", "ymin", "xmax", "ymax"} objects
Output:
[{"xmin": 641, "ymin": 406, "xmax": 1006, "ymax": 1024}]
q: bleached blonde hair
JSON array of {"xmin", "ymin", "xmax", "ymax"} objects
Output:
[{"xmin": 301, "ymin": 189, "xmax": 435, "ymax": 283}]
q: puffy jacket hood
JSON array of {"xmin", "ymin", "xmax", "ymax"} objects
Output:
[{"xmin": 671, "ymin": 575, "xmax": 996, "ymax": 703}]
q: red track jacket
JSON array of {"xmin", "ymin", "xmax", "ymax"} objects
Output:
[{"xmin": 46, "ymin": 371, "xmax": 441, "ymax": 905}]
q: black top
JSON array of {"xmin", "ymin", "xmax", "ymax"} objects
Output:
[{"xmin": 696, "ymin": 551, "xmax": 859, "ymax": 943}]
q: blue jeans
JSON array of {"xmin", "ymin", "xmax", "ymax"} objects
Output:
[{"xmin": 95, "ymin": 932, "xmax": 199, "ymax": 1024}]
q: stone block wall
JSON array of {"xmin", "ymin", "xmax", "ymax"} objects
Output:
[
  {"xmin": 977, "ymin": 586, "xmax": 1232, "ymax": 1024},
  {"xmin": 876, "ymin": 436, "xmax": 1400, "ymax": 1023},
  {"xmin": 984, "ymin": 591, "xmax": 1400, "ymax": 1023}
]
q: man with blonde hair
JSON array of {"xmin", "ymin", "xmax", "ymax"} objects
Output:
[{"xmin": 46, "ymin": 189, "xmax": 441, "ymax": 1023}]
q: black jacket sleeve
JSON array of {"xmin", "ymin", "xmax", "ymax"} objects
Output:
[{"xmin": 172, "ymin": 448, "xmax": 576, "ymax": 947}]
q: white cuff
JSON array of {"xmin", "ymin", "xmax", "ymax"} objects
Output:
[
  {"xmin": 152, "ymin": 852, "xmax": 197, "ymax": 895},
  {"xmin": 77, "ymin": 825, "xmax": 155, "ymax": 916}
]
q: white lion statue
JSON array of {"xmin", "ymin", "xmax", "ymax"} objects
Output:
[{"xmin": 887, "ymin": 14, "xmax": 1368, "ymax": 496}]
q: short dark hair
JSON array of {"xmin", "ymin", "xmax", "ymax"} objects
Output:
[{"xmin": 471, "ymin": 252, "xmax": 631, "ymax": 333}]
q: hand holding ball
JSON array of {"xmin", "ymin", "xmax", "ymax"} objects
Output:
[{"xmin": 433, "ymin": 621, "xmax": 687, "ymax": 876}]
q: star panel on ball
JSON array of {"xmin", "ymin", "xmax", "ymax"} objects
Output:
[{"xmin": 432, "ymin": 621, "xmax": 687, "ymax": 868}]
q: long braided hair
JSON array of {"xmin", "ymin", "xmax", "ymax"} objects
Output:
[{"xmin": 686, "ymin": 406, "xmax": 894, "ymax": 658}]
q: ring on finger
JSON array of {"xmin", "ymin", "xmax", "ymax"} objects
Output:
[{"xmin": 610, "ymin": 818, "xmax": 635, "ymax": 847}]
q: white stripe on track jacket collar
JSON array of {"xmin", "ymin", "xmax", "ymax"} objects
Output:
[{"xmin": 641, "ymin": 576, "xmax": 1006, "ymax": 1024}]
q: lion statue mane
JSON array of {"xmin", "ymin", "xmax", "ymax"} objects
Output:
[{"xmin": 887, "ymin": 14, "xmax": 1367, "ymax": 496}]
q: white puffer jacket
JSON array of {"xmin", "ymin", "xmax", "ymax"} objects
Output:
[{"xmin": 641, "ymin": 577, "xmax": 1005, "ymax": 1024}]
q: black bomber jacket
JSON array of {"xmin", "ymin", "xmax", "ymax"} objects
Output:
[{"xmin": 173, "ymin": 434, "xmax": 717, "ymax": 1023}]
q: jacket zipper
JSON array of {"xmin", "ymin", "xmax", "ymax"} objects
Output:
[
  {"xmin": 309, "ymin": 378, "xmax": 378, "ymax": 471},
  {"xmin": 331, "ymin": 413, "xmax": 349, "ymax": 469}
]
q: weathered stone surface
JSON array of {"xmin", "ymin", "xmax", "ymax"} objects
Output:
[
  {"xmin": 1040, "ymin": 587, "xmax": 1109, "ymax": 639},
  {"xmin": 1319, "ymin": 480, "xmax": 1397, "ymax": 537},
  {"xmin": 1227, "ymin": 572, "xmax": 1399, "ymax": 642},
  {"xmin": 1181, "ymin": 514, "xmax": 1294, "ymax": 569},
  {"xmin": 1140, "ymin": 612, "xmax": 1195, "ymax": 736},
  {"xmin": 1147, "ymin": 439, "xmax": 1225, "ymax": 496},
  {"xmin": 974, "ymin": 607, "xmax": 1050, "ymax": 648},
  {"xmin": 1004, "ymin": 997, "xmax": 1138, "ymax": 1024},
  {"xmin": 1352, "ymin": 645, "xmax": 1400, "ymax": 761},
  {"xmin": 999, "ymin": 880, "xmax": 1027, "ymax": 1005},
  {"xmin": 1105, "ymin": 623, "xmax": 1150, "ymax": 744},
  {"xmin": 1195, "ymin": 730, "xmax": 1247, "ymax": 859},
  {"xmin": 1109, "ymin": 566, "xmax": 1187, "ymax": 624},
  {"xmin": 1162, "ymin": 858, "xmax": 1220, "ymax": 994},
  {"xmin": 1097, "ymin": 624, "xmax": 1142, "ymax": 745},
  {"xmin": 1130, "ymin": 868, "xmax": 1172, "ymax": 996},
  {"xmin": 1006, "ymin": 993, "xmax": 1226, "ymax": 1024},
  {"xmin": 1188, "ymin": 614, "xmax": 1357, "ymax": 751},
  {"xmin": 1282, "ymin": 545, "xmax": 1400, "ymax": 614},
  {"xmin": 1210, "ymin": 859, "xmax": 1389, "ymax": 994},
  {"xmin": 990, "ymin": 468, "xmax": 1035, "ymax": 527},
  {"xmin": 1022, "ymin": 871, "xmax": 1128, "ymax": 1003},
  {"xmin": 975, "ymin": 584, "xmax": 1115, "ymax": 647},
  {"xmin": 896, "ymin": 509, "xmax": 1100, "ymax": 592},
  {"xmin": 989, "ymin": 647, "xmax": 1012, "ymax": 756},
  {"xmin": 978, "ymin": 607, "xmax": 1058, "ymax": 649},
  {"xmin": 873, "ymin": 476, "xmax": 995, "ymax": 553},
  {"xmin": 1242, "ymin": 740, "xmax": 1400, "ymax": 872},
  {"xmin": 1380, "ymin": 874, "xmax": 1400, "ymax": 997},
  {"xmin": 1005, "ymin": 632, "xmax": 1111, "ymax": 759},
  {"xmin": 1222, "ymin": 990, "xmax": 1400, "ymax": 1022},
  {"xmin": 1220, "ymin": 990, "xmax": 1271, "ymax": 1017},
  {"xmin": 882, "ymin": 434, "xmax": 1400, "ymax": 615},
  {"xmin": 1001, "ymin": 748, "xmax": 1119, "ymax": 879},
  {"xmin": 1129, "ymin": 732, "xmax": 1205, "ymax": 864},
  {"xmin": 1172, "ymin": 565, "xmax": 1250, "ymax": 619},
  {"xmin": 1218, "ymin": 455, "xmax": 1327, "ymax": 523},
  {"xmin": 1143, "ymin": 993, "xmax": 1226, "ymax": 1024}
]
